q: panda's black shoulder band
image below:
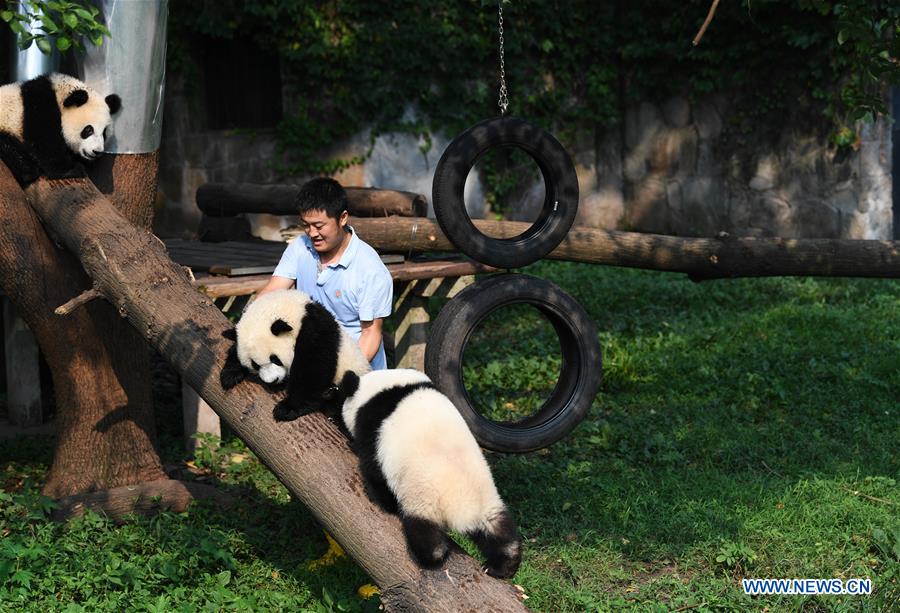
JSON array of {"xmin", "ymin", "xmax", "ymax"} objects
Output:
[{"xmin": 352, "ymin": 382, "xmax": 435, "ymax": 438}]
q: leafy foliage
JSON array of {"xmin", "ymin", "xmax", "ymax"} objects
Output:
[
  {"xmin": 1, "ymin": 0, "xmax": 109, "ymax": 54},
  {"xmin": 166, "ymin": 0, "xmax": 900, "ymax": 173}
]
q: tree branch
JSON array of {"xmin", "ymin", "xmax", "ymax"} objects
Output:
[
  {"xmin": 54, "ymin": 288, "xmax": 103, "ymax": 316},
  {"xmin": 693, "ymin": 0, "xmax": 720, "ymax": 46}
]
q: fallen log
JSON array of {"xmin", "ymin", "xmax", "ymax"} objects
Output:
[
  {"xmin": 348, "ymin": 218, "xmax": 900, "ymax": 280},
  {"xmin": 197, "ymin": 183, "xmax": 428, "ymax": 218},
  {"xmin": 24, "ymin": 177, "xmax": 525, "ymax": 612}
]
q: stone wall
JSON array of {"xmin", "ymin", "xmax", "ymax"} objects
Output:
[{"xmin": 155, "ymin": 90, "xmax": 893, "ymax": 241}]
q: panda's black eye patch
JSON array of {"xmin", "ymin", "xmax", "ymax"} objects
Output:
[
  {"xmin": 250, "ymin": 360, "xmax": 260, "ymax": 371},
  {"xmin": 270, "ymin": 355, "xmax": 283, "ymax": 367},
  {"xmin": 81, "ymin": 125, "xmax": 94, "ymax": 139}
]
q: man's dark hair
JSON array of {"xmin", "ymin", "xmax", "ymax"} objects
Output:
[{"xmin": 296, "ymin": 177, "xmax": 349, "ymax": 219}]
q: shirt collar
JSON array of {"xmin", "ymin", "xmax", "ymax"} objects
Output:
[{"xmin": 332, "ymin": 226, "xmax": 359, "ymax": 269}]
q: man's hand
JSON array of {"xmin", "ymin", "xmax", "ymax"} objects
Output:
[{"xmin": 257, "ymin": 275, "xmax": 295, "ymax": 297}]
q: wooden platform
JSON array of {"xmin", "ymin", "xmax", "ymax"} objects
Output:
[{"xmin": 164, "ymin": 238, "xmax": 496, "ymax": 296}]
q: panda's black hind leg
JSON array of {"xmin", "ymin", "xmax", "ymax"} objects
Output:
[
  {"xmin": 401, "ymin": 515, "xmax": 449, "ymax": 568},
  {"xmin": 467, "ymin": 508, "xmax": 522, "ymax": 579}
]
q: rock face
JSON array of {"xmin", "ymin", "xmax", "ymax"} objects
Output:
[{"xmin": 156, "ymin": 90, "xmax": 893, "ymax": 240}]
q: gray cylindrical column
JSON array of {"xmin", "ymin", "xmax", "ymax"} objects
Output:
[{"xmin": 75, "ymin": 0, "xmax": 169, "ymax": 154}]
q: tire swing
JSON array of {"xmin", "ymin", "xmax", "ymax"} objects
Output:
[
  {"xmin": 424, "ymin": 274, "xmax": 602, "ymax": 453},
  {"xmin": 431, "ymin": 5, "xmax": 579, "ymax": 269}
]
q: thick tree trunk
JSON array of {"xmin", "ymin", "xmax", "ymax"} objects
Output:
[
  {"xmin": 24, "ymin": 176, "xmax": 526, "ymax": 612},
  {"xmin": 0, "ymin": 162, "xmax": 166, "ymax": 498},
  {"xmin": 349, "ymin": 218, "xmax": 900, "ymax": 279}
]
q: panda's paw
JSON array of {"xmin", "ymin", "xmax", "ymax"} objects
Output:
[
  {"xmin": 273, "ymin": 400, "xmax": 308, "ymax": 422},
  {"xmin": 219, "ymin": 366, "xmax": 245, "ymax": 390},
  {"xmin": 220, "ymin": 347, "xmax": 245, "ymax": 390}
]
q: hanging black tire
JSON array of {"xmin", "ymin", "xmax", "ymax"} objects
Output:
[
  {"xmin": 424, "ymin": 274, "xmax": 601, "ymax": 453},
  {"xmin": 432, "ymin": 117, "xmax": 579, "ymax": 269}
]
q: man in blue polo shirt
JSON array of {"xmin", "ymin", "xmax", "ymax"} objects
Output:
[{"xmin": 257, "ymin": 178, "xmax": 393, "ymax": 369}]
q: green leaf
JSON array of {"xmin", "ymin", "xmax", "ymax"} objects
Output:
[
  {"xmin": 74, "ymin": 8, "xmax": 92, "ymax": 21},
  {"xmin": 36, "ymin": 37, "xmax": 52, "ymax": 54},
  {"xmin": 1, "ymin": 10, "xmax": 13, "ymax": 22},
  {"xmin": 39, "ymin": 13, "xmax": 58, "ymax": 33},
  {"xmin": 90, "ymin": 33, "xmax": 103, "ymax": 47},
  {"xmin": 63, "ymin": 12, "xmax": 78, "ymax": 29},
  {"xmin": 56, "ymin": 36, "xmax": 71, "ymax": 51}
]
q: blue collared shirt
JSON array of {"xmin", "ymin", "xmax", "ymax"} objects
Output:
[{"xmin": 273, "ymin": 227, "xmax": 393, "ymax": 369}]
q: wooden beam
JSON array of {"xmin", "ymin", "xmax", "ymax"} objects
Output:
[
  {"xmin": 197, "ymin": 183, "xmax": 428, "ymax": 218},
  {"xmin": 349, "ymin": 218, "xmax": 900, "ymax": 280}
]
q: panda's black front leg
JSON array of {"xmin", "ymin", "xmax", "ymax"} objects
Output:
[
  {"xmin": 35, "ymin": 142, "xmax": 84, "ymax": 180},
  {"xmin": 272, "ymin": 396, "xmax": 314, "ymax": 422},
  {"xmin": 0, "ymin": 134, "xmax": 40, "ymax": 186},
  {"xmin": 359, "ymin": 458, "xmax": 399, "ymax": 514},
  {"xmin": 220, "ymin": 344, "xmax": 247, "ymax": 390}
]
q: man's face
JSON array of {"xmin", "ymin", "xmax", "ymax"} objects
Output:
[{"xmin": 300, "ymin": 209, "xmax": 349, "ymax": 256}]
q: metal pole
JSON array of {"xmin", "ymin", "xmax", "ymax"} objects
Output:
[{"xmin": 75, "ymin": 0, "xmax": 169, "ymax": 154}]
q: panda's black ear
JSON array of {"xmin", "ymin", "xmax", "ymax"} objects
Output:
[
  {"xmin": 105, "ymin": 94, "xmax": 121, "ymax": 115},
  {"xmin": 271, "ymin": 319, "xmax": 293, "ymax": 335},
  {"xmin": 63, "ymin": 89, "xmax": 88, "ymax": 108},
  {"xmin": 222, "ymin": 328, "xmax": 237, "ymax": 341}
]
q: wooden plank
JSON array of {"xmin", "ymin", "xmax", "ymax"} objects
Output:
[{"xmin": 191, "ymin": 259, "xmax": 494, "ymax": 298}]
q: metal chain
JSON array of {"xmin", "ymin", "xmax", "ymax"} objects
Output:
[{"xmin": 498, "ymin": 2, "xmax": 509, "ymax": 114}]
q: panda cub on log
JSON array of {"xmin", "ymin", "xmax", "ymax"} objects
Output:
[
  {"xmin": 0, "ymin": 73, "xmax": 121, "ymax": 186},
  {"xmin": 340, "ymin": 368, "xmax": 522, "ymax": 578},
  {"xmin": 220, "ymin": 289, "xmax": 371, "ymax": 419}
]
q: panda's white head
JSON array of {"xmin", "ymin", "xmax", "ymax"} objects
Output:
[
  {"xmin": 50, "ymin": 74, "xmax": 121, "ymax": 161},
  {"xmin": 234, "ymin": 290, "xmax": 311, "ymax": 385}
]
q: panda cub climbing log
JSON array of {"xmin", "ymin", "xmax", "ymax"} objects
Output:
[
  {"xmin": 0, "ymin": 73, "xmax": 121, "ymax": 186},
  {"xmin": 340, "ymin": 368, "xmax": 523, "ymax": 578},
  {"xmin": 220, "ymin": 289, "xmax": 371, "ymax": 419}
]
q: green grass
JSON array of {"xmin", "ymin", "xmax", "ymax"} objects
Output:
[{"xmin": 2, "ymin": 263, "xmax": 898, "ymax": 611}]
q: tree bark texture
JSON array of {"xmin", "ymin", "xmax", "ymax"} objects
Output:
[
  {"xmin": 24, "ymin": 176, "xmax": 526, "ymax": 612},
  {"xmin": 0, "ymin": 162, "xmax": 166, "ymax": 498},
  {"xmin": 197, "ymin": 183, "xmax": 428, "ymax": 218},
  {"xmin": 349, "ymin": 218, "xmax": 900, "ymax": 279}
]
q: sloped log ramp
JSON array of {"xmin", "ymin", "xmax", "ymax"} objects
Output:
[
  {"xmin": 348, "ymin": 218, "xmax": 900, "ymax": 280},
  {"xmin": 24, "ymin": 177, "xmax": 525, "ymax": 613}
]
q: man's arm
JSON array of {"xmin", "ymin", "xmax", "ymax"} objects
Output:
[
  {"xmin": 358, "ymin": 318, "xmax": 384, "ymax": 363},
  {"xmin": 257, "ymin": 275, "xmax": 295, "ymax": 296}
]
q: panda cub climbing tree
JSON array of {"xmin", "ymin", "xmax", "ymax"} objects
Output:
[
  {"xmin": 0, "ymin": 73, "xmax": 121, "ymax": 186},
  {"xmin": 220, "ymin": 289, "xmax": 371, "ymax": 419}
]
